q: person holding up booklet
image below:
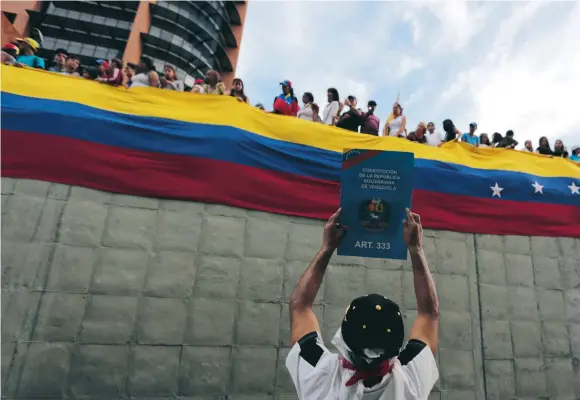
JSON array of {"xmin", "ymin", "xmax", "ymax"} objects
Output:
[{"xmin": 286, "ymin": 208, "xmax": 439, "ymax": 400}]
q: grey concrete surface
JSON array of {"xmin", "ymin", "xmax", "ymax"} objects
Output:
[{"xmin": 1, "ymin": 178, "xmax": 579, "ymax": 399}]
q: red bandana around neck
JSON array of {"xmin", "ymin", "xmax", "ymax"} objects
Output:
[{"xmin": 341, "ymin": 357, "xmax": 395, "ymax": 387}]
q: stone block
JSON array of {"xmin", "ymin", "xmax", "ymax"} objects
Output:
[
  {"xmin": 476, "ymin": 250, "xmax": 505, "ymax": 285},
  {"xmin": 559, "ymin": 237, "xmax": 579, "ymax": 258},
  {"xmin": 508, "ymin": 287, "xmax": 539, "ymax": 321},
  {"xmin": 439, "ymin": 349, "xmax": 475, "ymax": 390},
  {"xmin": 205, "ymin": 203, "xmax": 247, "ymax": 217},
  {"xmin": 533, "ymin": 256, "xmax": 562, "ymax": 290},
  {"xmin": 435, "ymin": 274, "xmax": 471, "ymax": 313},
  {"xmin": 531, "ymin": 236, "xmax": 560, "ymax": 257},
  {"xmin": 481, "ymin": 320, "xmax": 512, "ymax": 359},
  {"xmin": 475, "ymin": 234, "xmax": 504, "ymax": 252},
  {"xmin": 324, "ymin": 265, "xmax": 367, "ymax": 306},
  {"xmin": 283, "ymin": 260, "xmax": 324, "ymax": 304},
  {"xmin": 69, "ymin": 186, "xmax": 112, "ymax": 203},
  {"xmin": 135, "ymin": 297, "xmax": 187, "ymax": 344},
  {"xmin": 239, "ymin": 258, "xmax": 283, "ymax": 302},
  {"xmin": 58, "ymin": 200, "xmax": 107, "ymax": 246},
  {"xmin": 439, "ymin": 311, "xmax": 473, "ymax": 351},
  {"xmin": 186, "ymin": 298, "xmax": 235, "ymax": 346},
  {"xmin": 1, "ymin": 289, "xmax": 40, "ymax": 342},
  {"xmin": 286, "ymin": 223, "xmax": 323, "ymax": 261},
  {"xmin": 1, "ymin": 242, "xmax": 52, "ymax": 289},
  {"xmin": 80, "ymin": 295, "xmax": 138, "ymax": 344},
  {"xmin": 33, "ymin": 293, "xmax": 87, "ymax": 342},
  {"xmin": 91, "ymin": 248, "xmax": 148, "ymax": 295},
  {"xmin": 144, "ymin": 251, "xmax": 196, "ymax": 298},
  {"xmin": 1, "ymin": 341, "xmax": 15, "ymax": 387},
  {"xmin": 566, "ymin": 289, "xmax": 580, "ymax": 324},
  {"xmin": 47, "ymin": 182, "xmax": 70, "ymax": 200},
  {"xmin": 179, "ymin": 346, "xmax": 230, "ymax": 395},
  {"xmin": 436, "ymin": 230, "xmax": 469, "ymax": 242},
  {"xmin": 102, "ymin": 206, "xmax": 156, "ymax": 249},
  {"xmin": 365, "ymin": 269, "xmax": 403, "ymax": 305},
  {"xmin": 541, "ymin": 322, "xmax": 570, "ymax": 357},
  {"xmin": 193, "ymin": 256, "xmax": 240, "ymax": 299},
  {"xmin": 570, "ymin": 323, "xmax": 580, "ymax": 358},
  {"xmin": 435, "ymin": 238, "xmax": 468, "ymax": 275},
  {"xmin": 1, "ymin": 195, "xmax": 45, "ymax": 241},
  {"xmin": 46, "ymin": 245, "xmax": 95, "ymax": 293},
  {"xmin": 504, "ymin": 235, "xmax": 531, "ymax": 255},
  {"xmin": 69, "ymin": 344, "xmax": 129, "ymax": 396},
  {"xmin": 109, "ymin": 193, "xmax": 159, "ymax": 209},
  {"xmin": 12, "ymin": 179, "xmax": 50, "ymax": 197},
  {"xmin": 276, "ymin": 348, "xmax": 294, "ymax": 394},
  {"xmin": 198, "ymin": 215, "xmax": 245, "ymax": 257},
  {"xmin": 545, "ymin": 358, "xmax": 576, "ymax": 397},
  {"xmin": 154, "ymin": 210, "xmax": 202, "ymax": 252},
  {"xmin": 560, "ymin": 258, "xmax": 580, "ymax": 290},
  {"xmin": 514, "ymin": 357, "xmax": 546, "ymax": 396},
  {"xmin": 504, "ymin": 254, "xmax": 534, "ymax": 287},
  {"xmin": 441, "ymin": 391, "xmax": 476, "ymax": 400},
  {"xmin": 34, "ymin": 199, "xmax": 66, "ymax": 242},
  {"xmin": 236, "ymin": 301, "xmax": 281, "ymax": 346},
  {"xmin": 128, "ymin": 346, "xmax": 180, "ymax": 396},
  {"xmin": 159, "ymin": 198, "xmax": 205, "ymax": 213},
  {"xmin": 511, "ymin": 320, "xmax": 542, "ymax": 357},
  {"xmin": 1, "ymin": 177, "xmax": 15, "ymax": 194},
  {"xmin": 16, "ymin": 343, "xmax": 71, "ymax": 397},
  {"xmin": 279, "ymin": 303, "xmax": 323, "ymax": 347},
  {"xmin": 484, "ymin": 360, "xmax": 515, "ymax": 400},
  {"xmin": 244, "ymin": 218, "xmax": 289, "ymax": 259},
  {"xmin": 479, "ymin": 283, "xmax": 509, "ymax": 320},
  {"xmin": 231, "ymin": 347, "xmax": 277, "ymax": 394},
  {"xmin": 537, "ymin": 289, "xmax": 566, "ymax": 322}
]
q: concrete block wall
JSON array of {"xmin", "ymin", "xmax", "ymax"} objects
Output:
[{"xmin": 1, "ymin": 178, "xmax": 579, "ymax": 400}]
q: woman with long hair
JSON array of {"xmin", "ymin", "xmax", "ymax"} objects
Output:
[
  {"xmin": 520, "ymin": 140, "xmax": 534, "ymax": 152},
  {"xmin": 491, "ymin": 132, "xmax": 503, "ymax": 147},
  {"xmin": 479, "ymin": 133, "xmax": 491, "ymax": 147},
  {"xmin": 322, "ymin": 87, "xmax": 340, "ymax": 125},
  {"xmin": 228, "ymin": 78, "xmax": 249, "ymax": 103},
  {"xmin": 536, "ymin": 136, "xmax": 553, "ymax": 155},
  {"xmin": 553, "ymin": 139, "xmax": 568, "ymax": 158},
  {"xmin": 382, "ymin": 103, "xmax": 406, "ymax": 137},
  {"xmin": 161, "ymin": 64, "xmax": 184, "ymax": 91}
]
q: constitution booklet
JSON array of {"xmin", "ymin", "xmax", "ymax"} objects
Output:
[{"xmin": 338, "ymin": 149, "xmax": 415, "ymax": 260}]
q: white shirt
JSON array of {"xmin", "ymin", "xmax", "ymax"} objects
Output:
[
  {"xmin": 286, "ymin": 329, "xmax": 439, "ymax": 400},
  {"xmin": 425, "ymin": 130, "xmax": 443, "ymax": 146},
  {"xmin": 130, "ymin": 72, "xmax": 150, "ymax": 88},
  {"xmin": 323, "ymin": 101, "xmax": 340, "ymax": 125},
  {"xmin": 388, "ymin": 116, "xmax": 404, "ymax": 137},
  {"xmin": 298, "ymin": 104, "xmax": 315, "ymax": 121}
]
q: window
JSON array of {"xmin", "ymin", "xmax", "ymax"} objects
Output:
[
  {"xmin": 43, "ymin": 37, "xmax": 56, "ymax": 49},
  {"xmin": 94, "ymin": 47, "xmax": 108, "ymax": 59},
  {"xmin": 67, "ymin": 10, "xmax": 80, "ymax": 19},
  {"xmin": 160, "ymin": 30, "xmax": 172, "ymax": 41},
  {"xmin": 171, "ymin": 35, "xmax": 183, "ymax": 46},
  {"xmin": 104, "ymin": 18, "xmax": 116, "ymax": 27},
  {"xmin": 150, "ymin": 26, "xmax": 161, "ymax": 37},
  {"xmin": 82, "ymin": 44, "xmax": 96, "ymax": 55},
  {"xmin": 117, "ymin": 20, "xmax": 130, "ymax": 29},
  {"xmin": 68, "ymin": 42, "xmax": 82, "ymax": 54},
  {"xmin": 93, "ymin": 15, "xmax": 105, "ymax": 24},
  {"xmin": 79, "ymin": 12, "xmax": 92, "ymax": 22}
]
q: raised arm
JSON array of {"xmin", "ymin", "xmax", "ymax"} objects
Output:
[
  {"xmin": 403, "ymin": 208, "xmax": 440, "ymax": 354},
  {"xmin": 289, "ymin": 209, "xmax": 346, "ymax": 346}
]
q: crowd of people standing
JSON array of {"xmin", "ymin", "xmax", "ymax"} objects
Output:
[{"xmin": 3, "ymin": 37, "xmax": 578, "ymax": 162}]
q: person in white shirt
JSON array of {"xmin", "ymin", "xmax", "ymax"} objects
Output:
[
  {"xmin": 520, "ymin": 140, "xmax": 534, "ymax": 152},
  {"xmin": 382, "ymin": 103, "xmax": 406, "ymax": 137},
  {"xmin": 425, "ymin": 122, "xmax": 443, "ymax": 147},
  {"xmin": 322, "ymin": 87, "xmax": 340, "ymax": 125},
  {"xmin": 297, "ymin": 92, "xmax": 321, "ymax": 122},
  {"xmin": 287, "ymin": 208, "xmax": 439, "ymax": 400}
]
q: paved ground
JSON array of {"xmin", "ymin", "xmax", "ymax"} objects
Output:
[{"xmin": 1, "ymin": 178, "xmax": 579, "ymax": 399}]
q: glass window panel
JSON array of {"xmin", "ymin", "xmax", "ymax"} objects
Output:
[
  {"xmin": 171, "ymin": 35, "xmax": 183, "ymax": 46},
  {"xmin": 160, "ymin": 30, "xmax": 172, "ymax": 41},
  {"xmin": 93, "ymin": 15, "xmax": 105, "ymax": 24},
  {"xmin": 94, "ymin": 47, "xmax": 108, "ymax": 58},
  {"xmin": 55, "ymin": 39, "xmax": 68, "ymax": 49},
  {"xmin": 79, "ymin": 12, "xmax": 91, "ymax": 21},
  {"xmin": 68, "ymin": 42, "xmax": 82, "ymax": 53},
  {"xmin": 117, "ymin": 20, "xmax": 130, "ymax": 29},
  {"xmin": 104, "ymin": 18, "xmax": 116, "ymax": 27},
  {"xmin": 150, "ymin": 26, "xmax": 161, "ymax": 37},
  {"xmin": 67, "ymin": 10, "xmax": 80, "ymax": 19},
  {"xmin": 43, "ymin": 37, "xmax": 56, "ymax": 49}
]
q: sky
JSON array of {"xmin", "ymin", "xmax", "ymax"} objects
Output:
[{"xmin": 235, "ymin": 0, "xmax": 580, "ymax": 150}]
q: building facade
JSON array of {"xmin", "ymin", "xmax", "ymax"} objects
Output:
[{"xmin": 0, "ymin": 0, "xmax": 247, "ymax": 86}]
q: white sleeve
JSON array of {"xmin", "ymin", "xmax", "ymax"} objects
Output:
[
  {"xmin": 285, "ymin": 332, "xmax": 339, "ymax": 399},
  {"xmin": 400, "ymin": 347, "xmax": 439, "ymax": 398},
  {"xmin": 330, "ymin": 102, "xmax": 339, "ymax": 118}
]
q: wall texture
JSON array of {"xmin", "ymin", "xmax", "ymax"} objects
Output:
[{"xmin": 1, "ymin": 177, "xmax": 579, "ymax": 400}]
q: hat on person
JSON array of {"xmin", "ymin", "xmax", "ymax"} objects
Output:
[
  {"xmin": 2, "ymin": 43, "xmax": 19, "ymax": 55},
  {"xmin": 95, "ymin": 59, "xmax": 109, "ymax": 68},
  {"xmin": 341, "ymin": 294, "xmax": 405, "ymax": 361},
  {"xmin": 280, "ymin": 80, "xmax": 293, "ymax": 88},
  {"xmin": 469, "ymin": 122, "xmax": 477, "ymax": 128},
  {"xmin": 15, "ymin": 37, "xmax": 40, "ymax": 51},
  {"xmin": 194, "ymin": 78, "xmax": 204, "ymax": 85}
]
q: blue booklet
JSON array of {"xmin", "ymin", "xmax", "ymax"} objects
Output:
[{"xmin": 338, "ymin": 149, "xmax": 415, "ymax": 260}]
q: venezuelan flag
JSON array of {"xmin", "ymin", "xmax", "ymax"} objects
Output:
[{"xmin": 2, "ymin": 66, "xmax": 579, "ymax": 237}]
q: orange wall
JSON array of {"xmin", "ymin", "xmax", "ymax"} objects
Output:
[
  {"xmin": 122, "ymin": 0, "xmax": 154, "ymax": 64},
  {"xmin": 0, "ymin": 0, "xmax": 42, "ymax": 42}
]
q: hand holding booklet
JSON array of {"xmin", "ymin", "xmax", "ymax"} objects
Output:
[{"xmin": 338, "ymin": 149, "xmax": 415, "ymax": 260}]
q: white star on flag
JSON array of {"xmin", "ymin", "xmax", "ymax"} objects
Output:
[
  {"xmin": 569, "ymin": 182, "xmax": 580, "ymax": 195},
  {"xmin": 532, "ymin": 181, "xmax": 544, "ymax": 194},
  {"xmin": 490, "ymin": 182, "xmax": 504, "ymax": 198}
]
